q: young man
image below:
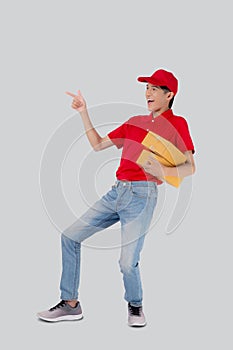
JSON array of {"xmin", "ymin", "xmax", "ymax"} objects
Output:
[{"xmin": 37, "ymin": 69, "xmax": 195, "ymax": 327}]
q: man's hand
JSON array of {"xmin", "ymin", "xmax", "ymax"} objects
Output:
[
  {"xmin": 142, "ymin": 155, "xmax": 165, "ymax": 179},
  {"xmin": 65, "ymin": 90, "xmax": 87, "ymax": 112},
  {"xmin": 143, "ymin": 151, "xmax": 196, "ymax": 179}
]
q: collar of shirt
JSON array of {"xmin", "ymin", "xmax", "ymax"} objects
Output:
[{"xmin": 149, "ymin": 108, "xmax": 174, "ymax": 120}]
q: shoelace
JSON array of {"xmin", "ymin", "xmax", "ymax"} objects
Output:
[
  {"xmin": 128, "ymin": 303, "xmax": 142, "ymax": 316},
  {"xmin": 49, "ymin": 300, "xmax": 66, "ymax": 311}
]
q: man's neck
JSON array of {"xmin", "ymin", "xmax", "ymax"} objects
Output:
[{"xmin": 152, "ymin": 107, "xmax": 170, "ymax": 118}]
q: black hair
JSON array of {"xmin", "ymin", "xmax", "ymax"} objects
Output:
[{"xmin": 160, "ymin": 86, "xmax": 174, "ymax": 109}]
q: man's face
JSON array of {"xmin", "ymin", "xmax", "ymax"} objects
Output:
[{"xmin": 145, "ymin": 83, "xmax": 171, "ymax": 112}]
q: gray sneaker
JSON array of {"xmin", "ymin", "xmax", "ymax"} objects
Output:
[
  {"xmin": 37, "ymin": 300, "xmax": 83, "ymax": 322},
  {"xmin": 128, "ymin": 303, "xmax": 146, "ymax": 327}
]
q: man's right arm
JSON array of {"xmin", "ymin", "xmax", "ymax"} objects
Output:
[
  {"xmin": 79, "ymin": 109, "xmax": 114, "ymax": 151},
  {"xmin": 66, "ymin": 90, "xmax": 114, "ymax": 152}
]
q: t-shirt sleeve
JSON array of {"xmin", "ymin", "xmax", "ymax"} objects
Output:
[
  {"xmin": 176, "ymin": 118, "xmax": 195, "ymax": 154},
  {"xmin": 107, "ymin": 120, "xmax": 128, "ymax": 149}
]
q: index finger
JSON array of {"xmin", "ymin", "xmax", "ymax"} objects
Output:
[{"xmin": 65, "ymin": 91, "xmax": 76, "ymax": 98}]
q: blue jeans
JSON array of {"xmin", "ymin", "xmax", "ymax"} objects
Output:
[{"xmin": 60, "ymin": 180, "xmax": 158, "ymax": 306}]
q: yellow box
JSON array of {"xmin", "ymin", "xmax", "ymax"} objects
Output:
[
  {"xmin": 141, "ymin": 131, "xmax": 187, "ymax": 165},
  {"xmin": 136, "ymin": 131, "xmax": 187, "ymax": 188}
]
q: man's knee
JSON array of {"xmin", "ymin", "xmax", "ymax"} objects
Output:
[
  {"xmin": 62, "ymin": 225, "xmax": 85, "ymax": 243},
  {"xmin": 119, "ymin": 259, "xmax": 139, "ymax": 274},
  {"xmin": 61, "ymin": 232, "xmax": 76, "ymax": 245}
]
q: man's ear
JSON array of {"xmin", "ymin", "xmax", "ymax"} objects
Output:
[{"xmin": 166, "ymin": 91, "xmax": 174, "ymax": 101}]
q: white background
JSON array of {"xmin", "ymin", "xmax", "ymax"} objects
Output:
[{"xmin": 1, "ymin": 1, "xmax": 232, "ymax": 349}]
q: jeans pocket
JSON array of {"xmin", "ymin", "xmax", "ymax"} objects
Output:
[
  {"xmin": 103, "ymin": 187, "xmax": 117, "ymax": 201},
  {"xmin": 131, "ymin": 186, "xmax": 152, "ymax": 198}
]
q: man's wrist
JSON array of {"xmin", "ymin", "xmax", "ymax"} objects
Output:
[
  {"xmin": 162, "ymin": 164, "xmax": 173, "ymax": 177},
  {"xmin": 79, "ymin": 108, "xmax": 88, "ymax": 114}
]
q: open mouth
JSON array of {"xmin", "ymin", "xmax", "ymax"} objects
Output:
[{"xmin": 147, "ymin": 99, "xmax": 154, "ymax": 103}]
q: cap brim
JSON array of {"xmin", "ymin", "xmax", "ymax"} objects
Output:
[
  {"xmin": 137, "ymin": 76, "xmax": 150, "ymax": 82},
  {"xmin": 137, "ymin": 75, "xmax": 177, "ymax": 95},
  {"xmin": 137, "ymin": 76, "xmax": 161, "ymax": 85}
]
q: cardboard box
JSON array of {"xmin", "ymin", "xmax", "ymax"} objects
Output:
[{"xmin": 136, "ymin": 131, "xmax": 187, "ymax": 188}]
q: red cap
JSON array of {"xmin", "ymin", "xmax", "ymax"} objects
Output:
[{"xmin": 137, "ymin": 69, "xmax": 178, "ymax": 95}]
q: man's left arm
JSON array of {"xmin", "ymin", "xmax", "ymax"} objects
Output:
[{"xmin": 143, "ymin": 151, "xmax": 196, "ymax": 179}]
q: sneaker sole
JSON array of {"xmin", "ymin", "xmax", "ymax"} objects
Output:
[
  {"xmin": 128, "ymin": 321, "xmax": 147, "ymax": 327},
  {"xmin": 37, "ymin": 313, "xmax": 83, "ymax": 322}
]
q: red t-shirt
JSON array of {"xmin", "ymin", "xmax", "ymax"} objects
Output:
[{"xmin": 107, "ymin": 109, "xmax": 195, "ymax": 185}]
